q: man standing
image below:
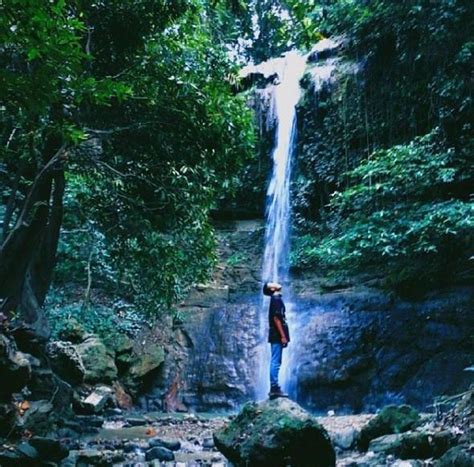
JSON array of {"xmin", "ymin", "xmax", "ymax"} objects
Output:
[{"xmin": 263, "ymin": 282, "xmax": 290, "ymax": 398}]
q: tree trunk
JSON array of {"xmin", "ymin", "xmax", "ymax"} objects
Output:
[{"xmin": 0, "ymin": 146, "xmax": 66, "ymax": 339}]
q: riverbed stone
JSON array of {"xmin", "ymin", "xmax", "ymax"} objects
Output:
[
  {"xmin": 29, "ymin": 436, "xmax": 69, "ymax": 462},
  {"xmin": 81, "ymin": 385, "xmax": 113, "ymax": 414},
  {"xmin": 214, "ymin": 398, "xmax": 335, "ymax": 467},
  {"xmin": 75, "ymin": 448, "xmax": 105, "ymax": 465},
  {"xmin": 330, "ymin": 426, "xmax": 359, "ymax": 450},
  {"xmin": 0, "ymin": 442, "xmax": 39, "ymax": 465},
  {"xmin": 337, "ymin": 451, "xmax": 387, "ymax": 467},
  {"xmin": 149, "ymin": 437, "xmax": 181, "ymax": 451},
  {"xmin": 369, "ymin": 430, "xmax": 456, "ymax": 459},
  {"xmin": 358, "ymin": 405, "xmax": 420, "ymax": 450},
  {"xmin": 126, "ymin": 415, "xmax": 148, "ymax": 426},
  {"xmin": 203, "ymin": 437, "xmax": 215, "ymax": 449},
  {"xmin": 145, "ymin": 446, "xmax": 175, "ymax": 461}
]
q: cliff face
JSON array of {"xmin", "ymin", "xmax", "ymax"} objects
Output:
[
  {"xmin": 157, "ymin": 220, "xmax": 473, "ymax": 413},
  {"xmin": 289, "ymin": 286, "xmax": 473, "ymax": 412}
]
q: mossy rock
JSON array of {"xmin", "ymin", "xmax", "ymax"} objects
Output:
[
  {"xmin": 369, "ymin": 430, "xmax": 456, "ymax": 460},
  {"xmin": 436, "ymin": 446, "xmax": 473, "ymax": 467},
  {"xmin": 122, "ymin": 344, "xmax": 165, "ymax": 396},
  {"xmin": 358, "ymin": 404, "xmax": 420, "ymax": 450},
  {"xmin": 74, "ymin": 336, "xmax": 117, "ymax": 384},
  {"xmin": 105, "ymin": 334, "xmax": 134, "ymax": 372},
  {"xmin": 104, "ymin": 334, "xmax": 133, "ymax": 355},
  {"xmin": 59, "ymin": 319, "xmax": 86, "ymax": 343},
  {"xmin": 214, "ymin": 398, "xmax": 335, "ymax": 467}
]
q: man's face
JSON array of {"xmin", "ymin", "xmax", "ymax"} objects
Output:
[{"xmin": 267, "ymin": 282, "xmax": 282, "ymax": 292}]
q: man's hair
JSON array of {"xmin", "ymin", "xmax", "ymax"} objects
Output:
[{"xmin": 263, "ymin": 282, "xmax": 273, "ymax": 296}]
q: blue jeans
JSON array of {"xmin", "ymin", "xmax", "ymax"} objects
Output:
[{"xmin": 270, "ymin": 343, "xmax": 283, "ymax": 387}]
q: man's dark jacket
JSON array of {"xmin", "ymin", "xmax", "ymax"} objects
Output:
[{"xmin": 268, "ymin": 294, "xmax": 290, "ymax": 344}]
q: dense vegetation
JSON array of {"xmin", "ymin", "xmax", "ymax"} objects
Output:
[
  {"xmin": 1, "ymin": 0, "xmax": 472, "ymax": 335},
  {"xmin": 288, "ymin": 0, "xmax": 473, "ymax": 293},
  {"xmin": 0, "ymin": 0, "xmax": 255, "ymax": 331}
]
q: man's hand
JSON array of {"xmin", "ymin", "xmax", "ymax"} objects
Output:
[{"xmin": 281, "ymin": 336, "xmax": 288, "ymax": 347}]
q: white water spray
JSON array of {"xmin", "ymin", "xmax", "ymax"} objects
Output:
[{"xmin": 262, "ymin": 52, "xmax": 307, "ymax": 284}]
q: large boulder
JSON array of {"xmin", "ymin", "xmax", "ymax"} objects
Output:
[
  {"xmin": 0, "ymin": 333, "xmax": 31, "ymax": 396},
  {"xmin": 47, "ymin": 340, "xmax": 86, "ymax": 385},
  {"xmin": 28, "ymin": 366, "xmax": 73, "ymax": 410},
  {"xmin": 214, "ymin": 398, "xmax": 335, "ymax": 467},
  {"xmin": 358, "ymin": 405, "xmax": 421, "ymax": 450},
  {"xmin": 369, "ymin": 430, "xmax": 456, "ymax": 460},
  {"xmin": 436, "ymin": 446, "xmax": 473, "ymax": 467},
  {"xmin": 289, "ymin": 287, "xmax": 474, "ymax": 412},
  {"xmin": 74, "ymin": 336, "xmax": 117, "ymax": 384},
  {"xmin": 123, "ymin": 344, "xmax": 165, "ymax": 396},
  {"xmin": 106, "ymin": 334, "xmax": 134, "ymax": 372},
  {"xmin": 19, "ymin": 400, "xmax": 55, "ymax": 434}
]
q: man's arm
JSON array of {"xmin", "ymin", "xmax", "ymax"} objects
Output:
[{"xmin": 273, "ymin": 316, "xmax": 288, "ymax": 346}]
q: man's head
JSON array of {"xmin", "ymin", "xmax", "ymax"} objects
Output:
[{"xmin": 263, "ymin": 282, "xmax": 282, "ymax": 296}]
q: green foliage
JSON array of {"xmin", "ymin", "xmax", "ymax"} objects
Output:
[
  {"xmin": 1, "ymin": 0, "xmax": 257, "ymax": 315},
  {"xmin": 64, "ymin": 2, "xmax": 256, "ymax": 309},
  {"xmin": 334, "ymin": 132, "xmax": 461, "ymax": 212},
  {"xmin": 227, "ymin": 252, "xmax": 248, "ymax": 266},
  {"xmin": 45, "ymin": 288, "xmax": 142, "ymax": 341},
  {"xmin": 289, "ymin": 1, "xmax": 473, "ymax": 292},
  {"xmin": 292, "ymin": 132, "xmax": 473, "ymax": 292}
]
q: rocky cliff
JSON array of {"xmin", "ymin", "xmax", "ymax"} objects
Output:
[{"xmin": 152, "ymin": 220, "xmax": 473, "ymax": 413}]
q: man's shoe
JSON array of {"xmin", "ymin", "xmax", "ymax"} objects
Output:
[{"xmin": 268, "ymin": 385, "xmax": 288, "ymax": 399}]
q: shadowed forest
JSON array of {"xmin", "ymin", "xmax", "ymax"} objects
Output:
[{"xmin": 0, "ymin": 1, "xmax": 472, "ymax": 466}]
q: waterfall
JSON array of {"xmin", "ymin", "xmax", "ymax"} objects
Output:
[
  {"xmin": 262, "ymin": 52, "xmax": 307, "ymax": 398},
  {"xmin": 241, "ymin": 40, "xmax": 338, "ymax": 401},
  {"xmin": 245, "ymin": 51, "xmax": 307, "ymax": 399},
  {"xmin": 262, "ymin": 51, "xmax": 307, "ymax": 284}
]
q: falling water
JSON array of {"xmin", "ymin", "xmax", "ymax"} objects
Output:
[
  {"xmin": 261, "ymin": 51, "xmax": 307, "ymax": 284},
  {"xmin": 241, "ymin": 41, "xmax": 338, "ymax": 400},
  {"xmin": 245, "ymin": 51, "xmax": 307, "ymax": 399}
]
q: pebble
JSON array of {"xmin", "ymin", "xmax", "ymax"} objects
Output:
[
  {"xmin": 149, "ymin": 437, "xmax": 181, "ymax": 451},
  {"xmin": 202, "ymin": 437, "xmax": 215, "ymax": 449},
  {"xmin": 104, "ymin": 407, "xmax": 122, "ymax": 416},
  {"xmin": 123, "ymin": 441, "xmax": 149, "ymax": 453},
  {"xmin": 145, "ymin": 446, "xmax": 175, "ymax": 462},
  {"xmin": 126, "ymin": 416, "xmax": 148, "ymax": 426}
]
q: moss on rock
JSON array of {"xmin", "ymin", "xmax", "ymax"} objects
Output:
[
  {"xmin": 369, "ymin": 430, "xmax": 456, "ymax": 460},
  {"xmin": 122, "ymin": 344, "xmax": 165, "ymax": 396},
  {"xmin": 358, "ymin": 404, "xmax": 421, "ymax": 450},
  {"xmin": 214, "ymin": 398, "xmax": 335, "ymax": 467}
]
